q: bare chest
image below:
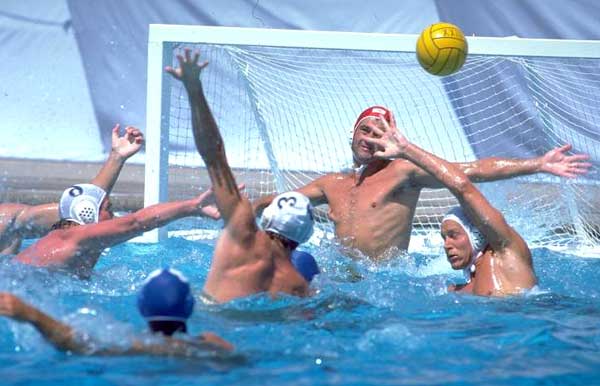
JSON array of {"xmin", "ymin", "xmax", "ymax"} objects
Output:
[{"xmin": 323, "ymin": 172, "xmax": 418, "ymax": 221}]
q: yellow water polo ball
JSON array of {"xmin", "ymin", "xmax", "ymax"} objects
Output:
[{"xmin": 416, "ymin": 22, "xmax": 468, "ymax": 76}]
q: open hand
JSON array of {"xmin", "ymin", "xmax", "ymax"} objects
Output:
[
  {"xmin": 361, "ymin": 111, "xmax": 410, "ymax": 159},
  {"xmin": 540, "ymin": 144, "xmax": 592, "ymax": 178},
  {"xmin": 195, "ymin": 184, "xmax": 246, "ymax": 220},
  {"xmin": 111, "ymin": 124, "xmax": 144, "ymax": 159},
  {"xmin": 165, "ymin": 48, "xmax": 208, "ymax": 89}
]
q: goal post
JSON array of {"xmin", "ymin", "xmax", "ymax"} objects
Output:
[{"xmin": 143, "ymin": 25, "xmax": 600, "ymax": 251}]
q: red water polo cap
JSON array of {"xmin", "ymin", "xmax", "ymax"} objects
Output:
[{"xmin": 353, "ymin": 106, "xmax": 392, "ymax": 130}]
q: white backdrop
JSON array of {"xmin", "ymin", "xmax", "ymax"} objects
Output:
[{"xmin": 0, "ymin": 0, "xmax": 598, "ymax": 162}]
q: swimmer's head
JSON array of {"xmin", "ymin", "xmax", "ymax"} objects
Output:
[
  {"xmin": 350, "ymin": 106, "xmax": 393, "ymax": 165},
  {"xmin": 137, "ymin": 268, "xmax": 195, "ymax": 336},
  {"xmin": 441, "ymin": 207, "xmax": 486, "ymax": 273},
  {"xmin": 260, "ymin": 192, "xmax": 314, "ymax": 248},
  {"xmin": 291, "ymin": 250, "xmax": 320, "ymax": 282},
  {"xmin": 59, "ymin": 184, "xmax": 107, "ymax": 225}
]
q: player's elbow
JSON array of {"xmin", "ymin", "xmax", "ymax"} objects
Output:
[{"xmin": 451, "ymin": 175, "xmax": 473, "ymax": 196}]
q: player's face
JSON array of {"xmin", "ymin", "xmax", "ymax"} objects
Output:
[
  {"xmin": 351, "ymin": 117, "xmax": 384, "ymax": 164},
  {"xmin": 98, "ymin": 197, "xmax": 114, "ymax": 221},
  {"xmin": 441, "ymin": 220, "xmax": 472, "ymax": 270}
]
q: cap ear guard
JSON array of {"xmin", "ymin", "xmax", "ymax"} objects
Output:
[{"xmin": 73, "ymin": 200, "xmax": 98, "ymax": 224}]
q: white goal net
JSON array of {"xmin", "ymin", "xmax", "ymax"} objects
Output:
[{"xmin": 145, "ymin": 26, "xmax": 600, "ymax": 251}]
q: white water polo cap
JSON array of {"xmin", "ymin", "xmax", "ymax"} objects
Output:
[
  {"xmin": 260, "ymin": 192, "xmax": 314, "ymax": 244},
  {"xmin": 441, "ymin": 207, "xmax": 487, "ymax": 281},
  {"xmin": 59, "ymin": 184, "xmax": 107, "ymax": 225}
]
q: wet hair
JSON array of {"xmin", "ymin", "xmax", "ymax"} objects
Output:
[
  {"xmin": 51, "ymin": 219, "xmax": 81, "ymax": 231},
  {"xmin": 267, "ymin": 231, "xmax": 299, "ymax": 251},
  {"xmin": 148, "ymin": 320, "xmax": 187, "ymax": 336}
]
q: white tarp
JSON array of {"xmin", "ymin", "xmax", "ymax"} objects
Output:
[{"xmin": 1, "ymin": 0, "xmax": 599, "ymax": 162}]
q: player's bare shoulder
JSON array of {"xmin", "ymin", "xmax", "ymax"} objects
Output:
[
  {"xmin": 225, "ymin": 197, "xmax": 260, "ymax": 245},
  {"xmin": 320, "ymin": 171, "xmax": 352, "ymax": 185},
  {"xmin": 0, "ymin": 204, "xmax": 28, "ymax": 224},
  {"xmin": 389, "ymin": 159, "xmax": 421, "ymax": 187}
]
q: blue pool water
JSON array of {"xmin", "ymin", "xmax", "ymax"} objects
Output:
[{"xmin": 1, "ymin": 228, "xmax": 600, "ymax": 385}]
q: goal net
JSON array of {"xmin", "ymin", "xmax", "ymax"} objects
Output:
[{"xmin": 145, "ymin": 25, "xmax": 600, "ymax": 252}]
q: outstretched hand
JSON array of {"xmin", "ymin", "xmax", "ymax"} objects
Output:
[
  {"xmin": 0, "ymin": 292, "xmax": 27, "ymax": 321},
  {"xmin": 165, "ymin": 48, "xmax": 208, "ymax": 89},
  {"xmin": 361, "ymin": 111, "xmax": 410, "ymax": 159},
  {"xmin": 540, "ymin": 144, "xmax": 592, "ymax": 178},
  {"xmin": 194, "ymin": 184, "xmax": 246, "ymax": 220},
  {"xmin": 112, "ymin": 124, "xmax": 144, "ymax": 159}
]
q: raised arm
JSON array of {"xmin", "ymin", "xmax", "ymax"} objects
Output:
[
  {"xmin": 412, "ymin": 144, "xmax": 591, "ymax": 188},
  {"xmin": 365, "ymin": 118, "xmax": 524, "ymax": 252},
  {"xmin": 0, "ymin": 293, "xmax": 87, "ymax": 354},
  {"xmin": 91, "ymin": 124, "xmax": 144, "ymax": 194},
  {"xmin": 166, "ymin": 49, "xmax": 241, "ymax": 225},
  {"xmin": 74, "ymin": 190, "xmax": 220, "ymax": 251}
]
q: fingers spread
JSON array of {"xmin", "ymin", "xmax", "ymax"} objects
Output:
[
  {"xmin": 389, "ymin": 110, "xmax": 397, "ymax": 128},
  {"xmin": 567, "ymin": 154, "xmax": 591, "ymax": 162},
  {"xmin": 362, "ymin": 136, "xmax": 384, "ymax": 148},
  {"xmin": 558, "ymin": 144, "xmax": 572, "ymax": 153},
  {"xmin": 371, "ymin": 125, "xmax": 385, "ymax": 138}
]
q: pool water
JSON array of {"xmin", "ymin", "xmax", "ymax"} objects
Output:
[{"xmin": 1, "ymin": 229, "xmax": 600, "ymax": 385}]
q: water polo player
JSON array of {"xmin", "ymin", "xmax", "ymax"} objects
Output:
[
  {"xmin": 252, "ymin": 106, "xmax": 590, "ymax": 261},
  {"xmin": 362, "ymin": 114, "xmax": 536, "ymax": 296},
  {"xmin": 166, "ymin": 49, "xmax": 316, "ymax": 303},
  {"xmin": 0, "ymin": 268, "xmax": 233, "ymax": 356}
]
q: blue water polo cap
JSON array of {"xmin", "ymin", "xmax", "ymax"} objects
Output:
[
  {"xmin": 291, "ymin": 250, "xmax": 320, "ymax": 282},
  {"xmin": 137, "ymin": 268, "xmax": 195, "ymax": 322}
]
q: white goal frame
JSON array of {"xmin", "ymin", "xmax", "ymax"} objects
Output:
[{"xmin": 143, "ymin": 24, "xmax": 600, "ymax": 242}]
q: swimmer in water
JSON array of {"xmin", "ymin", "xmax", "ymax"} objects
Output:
[
  {"xmin": 166, "ymin": 49, "xmax": 315, "ymax": 303},
  {"xmin": 252, "ymin": 106, "xmax": 591, "ymax": 261},
  {"xmin": 362, "ymin": 114, "xmax": 537, "ymax": 296},
  {"xmin": 0, "ymin": 268, "xmax": 233, "ymax": 357},
  {"xmin": 14, "ymin": 186, "xmax": 223, "ymax": 278},
  {"xmin": 0, "ymin": 125, "xmax": 143, "ymax": 255}
]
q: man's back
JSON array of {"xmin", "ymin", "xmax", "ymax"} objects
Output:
[
  {"xmin": 15, "ymin": 226, "xmax": 100, "ymax": 276},
  {"xmin": 167, "ymin": 49, "xmax": 315, "ymax": 304},
  {"xmin": 203, "ymin": 198, "xmax": 308, "ymax": 303},
  {"xmin": 0, "ymin": 203, "xmax": 59, "ymax": 255}
]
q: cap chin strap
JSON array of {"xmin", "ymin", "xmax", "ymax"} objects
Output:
[{"xmin": 463, "ymin": 248, "xmax": 488, "ymax": 283}]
